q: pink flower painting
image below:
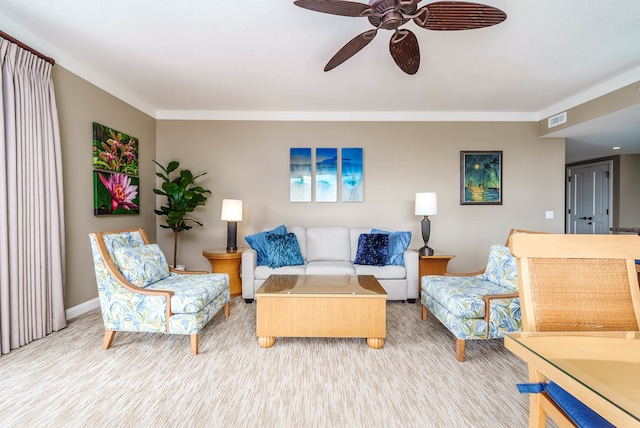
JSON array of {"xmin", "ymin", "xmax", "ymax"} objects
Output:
[{"xmin": 94, "ymin": 171, "xmax": 139, "ymax": 215}]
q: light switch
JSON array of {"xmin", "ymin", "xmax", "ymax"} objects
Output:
[{"xmin": 545, "ymin": 211, "xmax": 554, "ymax": 219}]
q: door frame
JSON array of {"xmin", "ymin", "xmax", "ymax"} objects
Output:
[{"xmin": 565, "ymin": 160, "xmax": 614, "ymax": 234}]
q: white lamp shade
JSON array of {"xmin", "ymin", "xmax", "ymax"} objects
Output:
[
  {"xmin": 221, "ymin": 199, "xmax": 243, "ymax": 221},
  {"xmin": 415, "ymin": 192, "xmax": 437, "ymax": 216}
]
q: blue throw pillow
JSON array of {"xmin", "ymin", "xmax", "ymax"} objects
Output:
[
  {"xmin": 244, "ymin": 225, "xmax": 287, "ymax": 266},
  {"xmin": 265, "ymin": 233, "xmax": 304, "ymax": 269},
  {"xmin": 354, "ymin": 233, "xmax": 389, "ymax": 267},
  {"xmin": 372, "ymin": 229, "xmax": 411, "ymax": 266}
]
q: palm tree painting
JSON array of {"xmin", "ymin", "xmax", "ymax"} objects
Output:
[{"xmin": 460, "ymin": 151, "xmax": 502, "ymax": 205}]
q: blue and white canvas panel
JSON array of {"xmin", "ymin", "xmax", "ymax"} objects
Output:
[
  {"xmin": 341, "ymin": 148, "xmax": 363, "ymax": 202},
  {"xmin": 316, "ymin": 148, "xmax": 337, "ymax": 202},
  {"xmin": 290, "ymin": 148, "xmax": 312, "ymax": 202}
]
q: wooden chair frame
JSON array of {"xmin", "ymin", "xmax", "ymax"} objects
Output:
[{"xmin": 512, "ymin": 233, "xmax": 640, "ymax": 427}]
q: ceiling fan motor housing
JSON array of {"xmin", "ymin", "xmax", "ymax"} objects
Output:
[{"xmin": 368, "ymin": 0, "xmax": 417, "ymax": 30}]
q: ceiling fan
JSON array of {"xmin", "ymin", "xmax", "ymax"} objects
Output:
[{"xmin": 293, "ymin": 0, "xmax": 507, "ymax": 75}]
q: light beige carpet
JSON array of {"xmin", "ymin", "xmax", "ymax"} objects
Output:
[{"xmin": 0, "ymin": 298, "xmax": 538, "ymax": 427}]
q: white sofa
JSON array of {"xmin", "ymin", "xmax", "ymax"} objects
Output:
[{"xmin": 241, "ymin": 226, "xmax": 418, "ymax": 302}]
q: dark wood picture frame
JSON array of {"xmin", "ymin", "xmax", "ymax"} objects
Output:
[{"xmin": 460, "ymin": 150, "xmax": 503, "ymax": 205}]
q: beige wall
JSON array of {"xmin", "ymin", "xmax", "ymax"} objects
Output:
[
  {"xmin": 156, "ymin": 120, "xmax": 566, "ymax": 275},
  {"xmin": 54, "ymin": 66, "xmax": 157, "ymax": 309},
  {"xmin": 619, "ymin": 154, "xmax": 640, "ymax": 226},
  {"xmin": 538, "ymin": 81, "xmax": 640, "ymax": 135}
]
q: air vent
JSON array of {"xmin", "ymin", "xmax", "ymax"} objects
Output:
[{"xmin": 548, "ymin": 111, "xmax": 567, "ymax": 128}]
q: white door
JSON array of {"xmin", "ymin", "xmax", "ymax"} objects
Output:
[{"xmin": 567, "ymin": 162, "xmax": 612, "ymax": 234}]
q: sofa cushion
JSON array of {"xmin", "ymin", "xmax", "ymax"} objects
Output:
[
  {"xmin": 354, "ymin": 264, "xmax": 406, "ymax": 279},
  {"xmin": 244, "ymin": 225, "xmax": 287, "ymax": 266},
  {"xmin": 483, "ymin": 244, "xmax": 518, "ymax": 292},
  {"xmin": 422, "ymin": 275, "xmax": 514, "ymax": 318},
  {"xmin": 306, "ymin": 226, "xmax": 350, "ymax": 262},
  {"xmin": 112, "ymin": 243, "xmax": 170, "ymax": 288},
  {"xmin": 305, "ymin": 260, "xmax": 356, "ymax": 275},
  {"xmin": 354, "ymin": 233, "xmax": 389, "ymax": 266},
  {"xmin": 372, "ymin": 228, "xmax": 412, "ymax": 266},
  {"xmin": 148, "ymin": 273, "xmax": 228, "ymax": 314},
  {"xmin": 265, "ymin": 233, "xmax": 304, "ymax": 268},
  {"xmin": 255, "ymin": 264, "xmax": 306, "ymax": 280}
]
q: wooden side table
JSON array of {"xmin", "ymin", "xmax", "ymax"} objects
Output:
[
  {"xmin": 202, "ymin": 248, "xmax": 245, "ymax": 297},
  {"xmin": 418, "ymin": 254, "xmax": 455, "ymax": 296}
]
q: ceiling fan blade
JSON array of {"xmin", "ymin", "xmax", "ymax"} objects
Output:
[
  {"xmin": 325, "ymin": 29, "xmax": 377, "ymax": 72},
  {"xmin": 389, "ymin": 29, "xmax": 420, "ymax": 75},
  {"xmin": 414, "ymin": 1, "xmax": 507, "ymax": 31},
  {"xmin": 294, "ymin": 0, "xmax": 373, "ymax": 17}
]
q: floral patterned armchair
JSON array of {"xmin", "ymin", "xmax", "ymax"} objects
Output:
[
  {"xmin": 89, "ymin": 228, "xmax": 230, "ymax": 355},
  {"xmin": 420, "ymin": 230, "xmax": 535, "ymax": 362}
]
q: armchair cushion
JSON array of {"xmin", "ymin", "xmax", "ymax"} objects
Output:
[
  {"xmin": 423, "ymin": 275, "xmax": 514, "ymax": 319},
  {"xmin": 354, "ymin": 233, "xmax": 389, "ymax": 266},
  {"xmin": 244, "ymin": 225, "xmax": 287, "ymax": 266},
  {"xmin": 545, "ymin": 382, "xmax": 614, "ymax": 428},
  {"xmin": 147, "ymin": 273, "xmax": 229, "ymax": 314},
  {"xmin": 265, "ymin": 233, "xmax": 304, "ymax": 268},
  {"xmin": 371, "ymin": 229, "xmax": 411, "ymax": 266},
  {"xmin": 483, "ymin": 244, "xmax": 518, "ymax": 292},
  {"xmin": 517, "ymin": 382, "xmax": 614, "ymax": 428},
  {"xmin": 112, "ymin": 243, "xmax": 170, "ymax": 287}
]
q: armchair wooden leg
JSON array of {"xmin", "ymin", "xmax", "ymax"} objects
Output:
[
  {"xmin": 191, "ymin": 334, "xmax": 199, "ymax": 356},
  {"xmin": 224, "ymin": 302, "xmax": 230, "ymax": 318},
  {"xmin": 456, "ymin": 339, "xmax": 465, "ymax": 362},
  {"xmin": 421, "ymin": 305, "xmax": 428, "ymax": 321},
  {"xmin": 102, "ymin": 330, "xmax": 116, "ymax": 350}
]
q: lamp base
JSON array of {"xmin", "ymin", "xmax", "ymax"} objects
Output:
[
  {"xmin": 419, "ymin": 246, "xmax": 434, "ymax": 256},
  {"xmin": 226, "ymin": 221, "xmax": 238, "ymax": 253}
]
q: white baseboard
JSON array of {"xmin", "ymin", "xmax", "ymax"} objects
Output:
[{"xmin": 66, "ymin": 297, "xmax": 100, "ymax": 320}]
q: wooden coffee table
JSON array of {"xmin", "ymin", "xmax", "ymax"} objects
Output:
[{"xmin": 255, "ymin": 275, "xmax": 387, "ymax": 349}]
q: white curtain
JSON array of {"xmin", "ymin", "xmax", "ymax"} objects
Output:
[{"xmin": 0, "ymin": 36, "xmax": 66, "ymax": 355}]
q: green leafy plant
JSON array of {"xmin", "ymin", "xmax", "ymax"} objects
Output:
[{"xmin": 153, "ymin": 160, "xmax": 211, "ymax": 268}]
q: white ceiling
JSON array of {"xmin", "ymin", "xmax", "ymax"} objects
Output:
[{"xmin": 1, "ymin": 0, "xmax": 640, "ymax": 161}]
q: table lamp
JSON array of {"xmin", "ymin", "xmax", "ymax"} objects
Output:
[
  {"xmin": 221, "ymin": 199, "xmax": 243, "ymax": 252},
  {"xmin": 415, "ymin": 192, "xmax": 437, "ymax": 256}
]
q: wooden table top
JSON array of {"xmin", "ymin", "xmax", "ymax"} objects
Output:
[
  {"xmin": 255, "ymin": 274, "xmax": 387, "ymax": 298},
  {"xmin": 505, "ymin": 331, "xmax": 640, "ymax": 426}
]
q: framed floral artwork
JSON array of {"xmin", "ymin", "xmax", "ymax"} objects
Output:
[
  {"xmin": 93, "ymin": 171, "xmax": 139, "ymax": 215},
  {"xmin": 92, "ymin": 123, "xmax": 139, "ymax": 215},
  {"xmin": 460, "ymin": 151, "xmax": 502, "ymax": 205}
]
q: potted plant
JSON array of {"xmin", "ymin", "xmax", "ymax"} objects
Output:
[{"xmin": 153, "ymin": 160, "xmax": 211, "ymax": 269}]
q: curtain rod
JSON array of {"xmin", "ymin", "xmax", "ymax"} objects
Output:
[{"xmin": 0, "ymin": 30, "xmax": 55, "ymax": 65}]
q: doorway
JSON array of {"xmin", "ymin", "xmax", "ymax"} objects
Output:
[{"xmin": 566, "ymin": 161, "xmax": 613, "ymax": 234}]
